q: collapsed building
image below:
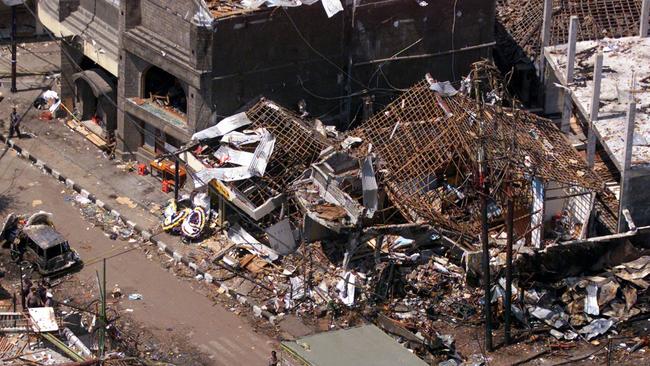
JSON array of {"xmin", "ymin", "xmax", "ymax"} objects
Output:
[
  {"xmin": 160, "ymin": 62, "xmax": 650, "ymax": 362},
  {"xmin": 544, "ymin": 35, "xmax": 650, "ymax": 233},
  {"xmin": 38, "ymin": 0, "xmax": 496, "ymax": 161}
]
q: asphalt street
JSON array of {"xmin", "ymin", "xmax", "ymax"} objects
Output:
[{"xmin": 0, "ymin": 145, "xmax": 273, "ymax": 365}]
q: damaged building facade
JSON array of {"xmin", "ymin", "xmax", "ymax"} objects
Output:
[{"xmin": 38, "ymin": 0, "xmax": 496, "ymax": 162}]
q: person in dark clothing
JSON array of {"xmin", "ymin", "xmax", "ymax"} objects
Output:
[
  {"xmin": 21, "ymin": 277, "xmax": 32, "ymax": 310},
  {"xmin": 8, "ymin": 107, "xmax": 21, "ymax": 139},
  {"xmin": 36, "ymin": 281, "xmax": 47, "ymax": 303},
  {"xmin": 267, "ymin": 351, "xmax": 278, "ymax": 366}
]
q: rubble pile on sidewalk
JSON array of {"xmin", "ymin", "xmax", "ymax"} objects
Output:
[
  {"xmin": 150, "ymin": 60, "xmax": 650, "ymax": 361},
  {"xmin": 69, "ymin": 194, "xmax": 137, "ymax": 241}
]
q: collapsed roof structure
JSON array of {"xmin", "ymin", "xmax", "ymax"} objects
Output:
[
  {"xmin": 350, "ymin": 76, "xmax": 611, "ymax": 250},
  {"xmin": 182, "ymin": 61, "xmax": 618, "ymax": 269},
  {"xmin": 164, "ymin": 61, "xmax": 650, "ymax": 363}
]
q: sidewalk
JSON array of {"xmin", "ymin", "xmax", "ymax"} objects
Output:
[{"xmin": 0, "ymin": 73, "xmax": 314, "ymax": 339}]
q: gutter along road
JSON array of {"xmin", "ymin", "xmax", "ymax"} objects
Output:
[{"xmin": 0, "ymin": 145, "xmax": 273, "ymax": 365}]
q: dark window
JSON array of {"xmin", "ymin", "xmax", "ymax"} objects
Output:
[
  {"xmin": 45, "ymin": 244, "xmax": 63, "ymax": 259},
  {"xmin": 143, "ymin": 66, "xmax": 187, "ymax": 114}
]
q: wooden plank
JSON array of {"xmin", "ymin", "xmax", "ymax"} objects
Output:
[{"xmin": 65, "ymin": 119, "xmax": 108, "ymax": 150}]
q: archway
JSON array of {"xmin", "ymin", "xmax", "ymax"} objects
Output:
[
  {"xmin": 75, "ymin": 77, "xmax": 99, "ymax": 121},
  {"xmin": 71, "ymin": 69, "xmax": 117, "ymax": 133}
]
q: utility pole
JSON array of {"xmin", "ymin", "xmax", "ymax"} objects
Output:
[
  {"xmin": 96, "ymin": 260, "xmax": 107, "ymax": 360},
  {"xmin": 478, "ymin": 143, "xmax": 493, "ymax": 352},
  {"xmin": 10, "ymin": 5, "xmax": 17, "ymax": 93},
  {"xmin": 174, "ymin": 157, "xmax": 180, "ymax": 203},
  {"xmin": 504, "ymin": 185, "xmax": 515, "ymax": 345},
  {"xmin": 474, "ymin": 67, "xmax": 493, "ymax": 352},
  {"xmin": 19, "ymin": 265, "xmax": 25, "ymax": 310}
]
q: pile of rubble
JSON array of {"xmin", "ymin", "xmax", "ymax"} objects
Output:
[
  {"xmin": 507, "ymin": 256, "xmax": 650, "ymax": 341},
  {"xmin": 153, "ymin": 61, "xmax": 648, "ymax": 361},
  {"xmin": 69, "ymin": 194, "xmax": 136, "ymax": 241}
]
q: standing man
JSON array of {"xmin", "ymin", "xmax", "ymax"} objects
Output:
[
  {"xmin": 267, "ymin": 350, "xmax": 278, "ymax": 366},
  {"xmin": 8, "ymin": 106, "xmax": 20, "ymax": 139},
  {"xmin": 26, "ymin": 287, "xmax": 43, "ymax": 308}
]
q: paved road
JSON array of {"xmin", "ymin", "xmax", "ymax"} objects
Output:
[{"xmin": 0, "ymin": 146, "xmax": 273, "ymax": 365}]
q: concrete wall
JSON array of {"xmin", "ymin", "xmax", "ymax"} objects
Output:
[
  {"xmin": 211, "ymin": 6, "xmax": 344, "ymax": 124},
  {"xmin": 352, "ymin": 0, "xmax": 495, "ymax": 85},
  {"xmin": 79, "ymin": 0, "xmax": 118, "ymax": 28},
  {"xmin": 626, "ymin": 170, "xmax": 650, "ymax": 228},
  {"xmin": 209, "ymin": 0, "xmax": 495, "ymax": 127},
  {"xmin": 140, "ymin": 0, "xmax": 191, "ymax": 51}
]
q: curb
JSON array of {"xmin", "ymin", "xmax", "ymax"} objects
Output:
[{"xmin": 0, "ymin": 134, "xmax": 278, "ymax": 323}]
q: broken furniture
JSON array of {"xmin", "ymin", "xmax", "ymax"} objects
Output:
[{"xmin": 150, "ymin": 159, "xmax": 187, "ymax": 188}]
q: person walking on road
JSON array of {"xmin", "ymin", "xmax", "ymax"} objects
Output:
[
  {"xmin": 268, "ymin": 350, "xmax": 278, "ymax": 366},
  {"xmin": 8, "ymin": 106, "xmax": 21, "ymax": 139}
]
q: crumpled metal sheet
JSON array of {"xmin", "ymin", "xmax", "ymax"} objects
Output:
[
  {"xmin": 191, "ymin": 112, "xmax": 252, "ymax": 140},
  {"xmin": 579, "ymin": 318, "xmax": 614, "ymax": 340},
  {"xmin": 429, "ymin": 81, "xmax": 458, "ymax": 97},
  {"xmin": 194, "ymin": 129, "xmax": 276, "ymax": 186},
  {"xmin": 227, "ymin": 224, "xmax": 279, "ymax": 262},
  {"xmin": 214, "ymin": 146, "xmax": 255, "ymax": 167},
  {"xmin": 221, "ymin": 130, "xmax": 263, "ymax": 147}
]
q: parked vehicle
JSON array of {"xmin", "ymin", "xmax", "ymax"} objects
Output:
[{"xmin": 1, "ymin": 212, "xmax": 82, "ymax": 276}]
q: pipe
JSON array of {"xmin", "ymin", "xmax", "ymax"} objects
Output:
[
  {"xmin": 559, "ymin": 225, "xmax": 650, "ymax": 245},
  {"xmin": 62, "ymin": 328, "xmax": 92, "ymax": 358},
  {"xmin": 10, "ymin": 5, "xmax": 17, "ymax": 93},
  {"xmin": 353, "ymin": 41, "xmax": 496, "ymax": 66},
  {"xmin": 478, "ymin": 144, "xmax": 493, "ymax": 352}
]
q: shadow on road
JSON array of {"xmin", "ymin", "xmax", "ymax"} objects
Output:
[{"xmin": 0, "ymin": 195, "xmax": 14, "ymax": 214}]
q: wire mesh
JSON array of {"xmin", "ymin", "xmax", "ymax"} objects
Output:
[
  {"xmin": 352, "ymin": 79, "xmax": 604, "ymax": 244},
  {"xmin": 497, "ymin": 0, "xmax": 643, "ymax": 59}
]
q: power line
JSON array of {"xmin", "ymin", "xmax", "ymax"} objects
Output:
[{"xmin": 282, "ymin": 7, "xmax": 369, "ymax": 91}]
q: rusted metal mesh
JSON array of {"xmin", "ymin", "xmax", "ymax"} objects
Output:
[
  {"xmin": 225, "ymin": 99, "xmax": 330, "ymax": 210},
  {"xmin": 247, "ymin": 99, "xmax": 330, "ymax": 186},
  {"xmin": 352, "ymin": 80, "xmax": 603, "ymax": 243},
  {"xmin": 497, "ymin": 0, "xmax": 643, "ymax": 59}
]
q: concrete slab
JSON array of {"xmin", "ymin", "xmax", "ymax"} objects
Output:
[{"xmin": 545, "ymin": 36, "xmax": 650, "ymax": 171}]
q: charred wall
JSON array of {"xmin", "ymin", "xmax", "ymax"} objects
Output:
[
  {"xmin": 351, "ymin": 0, "xmax": 495, "ymax": 89},
  {"xmin": 210, "ymin": 7, "xmax": 345, "ymax": 124},
  {"xmin": 210, "ymin": 0, "xmax": 496, "ymax": 128}
]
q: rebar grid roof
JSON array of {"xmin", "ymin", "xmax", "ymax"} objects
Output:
[
  {"xmin": 497, "ymin": 0, "xmax": 643, "ymax": 59},
  {"xmin": 225, "ymin": 99, "xmax": 333, "ymax": 212},
  {"xmin": 247, "ymin": 99, "xmax": 331, "ymax": 187},
  {"xmin": 353, "ymin": 80, "xmax": 603, "ymax": 239}
]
